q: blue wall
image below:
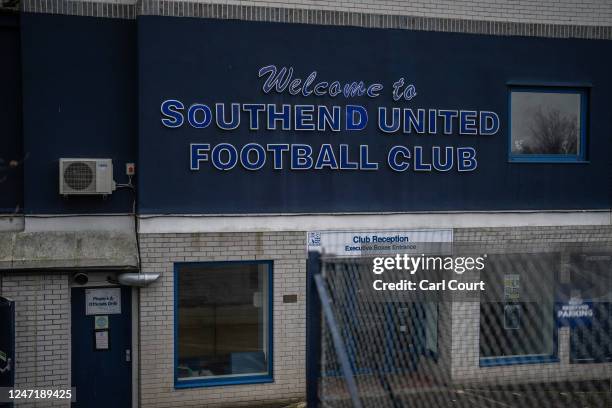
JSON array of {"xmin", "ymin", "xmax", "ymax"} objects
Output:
[
  {"xmin": 14, "ymin": 14, "xmax": 612, "ymax": 215},
  {"xmin": 138, "ymin": 16, "xmax": 612, "ymax": 214},
  {"xmin": 21, "ymin": 13, "xmax": 137, "ymax": 214},
  {"xmin": 0, "ymin": 13, "xmax": 23, "ymax": 213}
]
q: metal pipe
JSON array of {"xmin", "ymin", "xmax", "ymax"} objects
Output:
[{"xmin": 118, "ymin": 273, "xmax": 160, "ymax": 287}]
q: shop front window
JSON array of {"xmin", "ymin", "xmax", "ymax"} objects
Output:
[
  {"xmin": 479, "ymin": 254, "xmax": 558, "ymax": 366},
  {"xmin": 567, "ymin": 253, "xmax": 612, "ymax": 363},
  {"xmin": 570, "ymin": 303, "xmax": 612, "ymax": 363},
  {"xmin": 509, "ymin": 87, "xmax": 587, "ymax": 162},
  {"xmin": 175, "ymin": 261, "xmax": 273, "ymax": 387}
]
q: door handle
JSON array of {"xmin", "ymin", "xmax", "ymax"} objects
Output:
[{"xmin": 125, "ymin": 349, "xmax": 131, "ymax": 362}]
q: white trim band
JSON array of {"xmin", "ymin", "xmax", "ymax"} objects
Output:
[{"xmin": 138, "ymin": 210, "xmax": 612, "ymax": 233}]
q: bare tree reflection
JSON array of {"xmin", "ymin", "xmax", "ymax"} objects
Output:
[{"xmin": 514, "ymin": 108, "xmax": 578, "ymax": 154}]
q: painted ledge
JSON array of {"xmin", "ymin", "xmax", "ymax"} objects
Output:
[
  {"xmin": 0, "ymin": 230, "xmax": 138, "ymax": 270},
  {"xmin": 137, "ymin": 210, "xmax": 612, "ymax": 234}
]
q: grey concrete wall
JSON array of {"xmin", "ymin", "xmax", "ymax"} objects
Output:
[{"xmin": 0, "ymin": 230, "xmax": 138, "ymax": 270}]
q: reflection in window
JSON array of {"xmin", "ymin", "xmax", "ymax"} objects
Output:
[
  {"xmin": 480, "ymin": 254, "xmax": 558, "ymax": 365},
  {"xmin": 570, "ymin": 303, "xmax": 612, "ymax": 363},
  {"xmin": 510, "ymin": 88, "xmax": 586, "ymax": 162},
  {"xmin": 176, "ymin": 261, "xmax": 272, "ymax": 385},
  {"xmin": 567, "ymin": 253, "xmax": 612, "ymax": 363}
]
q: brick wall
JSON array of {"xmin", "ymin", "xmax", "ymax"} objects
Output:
[
  {"xmin": 0, "ymin": 273, "xmax": 71, "ymax": 407},
  {"xmin": 1, "ymin": 224, "xmax": 609, "ymax": 406},
  {"xmin": 21, "ymin": 0, "xmax": 612, "ymax": 39},
  {"xmin": 450, "ymin": 225, "xmax": 612, "ymax": 385},
  {"xmin": 138, "ymin": 231, "xmax": 306, "ymax": 408},
  {"xmin": 144, "ymin": 0, "xmax": 612, "ymax": 26}
]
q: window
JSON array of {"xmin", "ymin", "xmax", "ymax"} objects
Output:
[
  {"xmin": 479, "ymin": 254, "xmax": 558, "ymax": 366},
  {"xmin": 509, "ymin": 87, "xmax": 587, "ymax": 162},
  {"xmin": 570, "ymin": 303, "xmax": 612, "ymax": 363},
  {"xmin": 566, "ymin": 253, "xmax": 612, "ymax": 363},
  {"xmin": 175, "ymin": 261, "xmax": 273, "ymax": 387}
]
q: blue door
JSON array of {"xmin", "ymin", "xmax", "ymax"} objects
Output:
[
  {"xmin": 71, "ymin": 286, "xmax": 132, "ymax": 408},
  {"xmin": 0, "ymin": 297, "xmax": 15, "ymax": 408}
]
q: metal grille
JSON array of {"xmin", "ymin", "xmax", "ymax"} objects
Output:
[
  {"xmin": 313, "ymin": 243, "xmax": 612, "ymax": 408},
  {"xmin": 63, "ymin": 161, "xmax": 94, "ymax": 191}
]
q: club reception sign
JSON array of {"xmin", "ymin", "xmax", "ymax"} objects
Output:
[{"xmin": 137, "ymin": 16, "xmax": 612, "ymax": 214}]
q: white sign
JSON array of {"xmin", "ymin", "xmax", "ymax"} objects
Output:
[
  {"xmin": 557, "ymin": 297, "xmax": 593, "ymax": 319},
  {"xmin": 504, "ymin": 304, "xmax": 521, "ymax": 330},
  {"xmin": 94, "ymin": 315, "xmax": 109, "ymax": 330},
  {"xmin": 86, "ymin": 288, "xmax": 121, "ymax": 315},
  {"xmin": 307, "ymin": 229, "xmax": 453, "ymax": 257},
  {"xmin": 504, "ymin": 274, "xmax": 520, "ymax": 301},
  {"xmin": 95, "ymin": 330, "xmax": 109, "ymax": 350}
]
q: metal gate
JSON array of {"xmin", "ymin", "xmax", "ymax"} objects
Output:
[{"xmin": 307, "ymin": 249, "xmax": 612, "ymax": 408}]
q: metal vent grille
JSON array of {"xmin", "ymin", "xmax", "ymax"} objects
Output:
[{"xmin": 63, "ymin": 161, "xmax": 95, "ymax": 192}]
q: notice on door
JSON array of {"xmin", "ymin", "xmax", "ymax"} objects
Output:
[
  {"xmin": 95, "ymin": 330, "xmax": 109, "ymax": 350},
  {"xmin": 86, "ymin": 288, "xmax": 121, "ymax": 315}
]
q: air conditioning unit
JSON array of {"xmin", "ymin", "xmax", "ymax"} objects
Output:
[{"xmin": 59, "ymin": 158, "xmax": 116, "ymax": 195}]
